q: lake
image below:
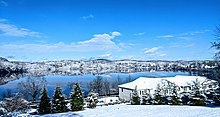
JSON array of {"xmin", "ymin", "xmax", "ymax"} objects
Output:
[{"xmin": 0, "ymin": 71, "xmax": 190, "ymax": 99}]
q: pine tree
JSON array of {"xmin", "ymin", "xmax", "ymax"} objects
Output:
[
  {"xmin": 70, "ymin": 82, "xmax": 84, "ymax": 111},
  {"xmin": 153, "ymin": 84, "xmax": 164, "ymax": 105},
  {"xmin": 38, "ymin": 87, "xmax": 51, "ymax": 114},
  {"xmin": 52, "ymin": 85, "xmax": 67, "ymax": 113},
  {"xmin": 131, "ymin": 86, "xmax": 140, "ymax": 105},
  {"xmin": 213, "ymin": 88, "xmax": 220, "ymax": 106},
  {"xmin": 190, "ymin": 92, "xmax": 206, "ymax": 106},
  {"xmin": 170, "ymin": 83, "xmax": 181, "ymax": 105},
  {"xmin": 190, "ymin": 79, "xmax": 206, "ymax": 106},
  {"xmin": 141, "ymin": 95, "xmax": 148, "ymax": 105},
  {"xmin": 181, "ymin": 93, "xmax": 191, "ymax": 105},
  {"xmin": 170, "ymin": 95, "xmax": 181, "ymax": 105},
  {"xmin": 86, "ymin": 91, "xmax": 98, "ymax": 108}
]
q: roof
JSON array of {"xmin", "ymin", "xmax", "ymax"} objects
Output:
[{"xmin": 118, "ymin": 75, "xmax": 209, "ymax": 90}]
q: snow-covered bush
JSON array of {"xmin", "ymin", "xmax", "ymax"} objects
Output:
[
  {"xmin": 0, "ymin": 107, "xmax": 7, "ymax": 116},
  {"xmin": 3, "ymin": 93, "xmax": 29, "ymax": 113},
  {"xmin": 86, "ymin": 91, "xmax": 98, "ymax": 108}
]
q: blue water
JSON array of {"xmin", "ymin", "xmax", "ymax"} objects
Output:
[{"xmin": 0, "ymin": 71, "xmax": 190, "ymax": 99}]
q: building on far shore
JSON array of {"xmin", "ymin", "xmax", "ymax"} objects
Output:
[{"xmin": 118, "ymin": 75, "xmax": 219, "ymax": 101}]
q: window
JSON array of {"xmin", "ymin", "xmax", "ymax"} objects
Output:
[
  {"xmin": 140, "ymin": 91, "xmax": 142, "ymax": 95},
  {"xmin": 121, "ymin": 88, "xmax": 123, "ymax": 92}
]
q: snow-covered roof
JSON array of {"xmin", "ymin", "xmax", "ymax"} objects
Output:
[{"xmin": 118, "ymin": 75, "xmax": 209, "ymax": 90}]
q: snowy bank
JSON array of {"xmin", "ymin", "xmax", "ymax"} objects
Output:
[{"xmin": 33, "ymin": 104, "xmax": 220, "ymax": 117}]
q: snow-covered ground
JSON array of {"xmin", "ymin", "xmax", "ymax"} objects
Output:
[{"xmin": 33, "ymin": 104, "xmax": 220, "ymax": 117}]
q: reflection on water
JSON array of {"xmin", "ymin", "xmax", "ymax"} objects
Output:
[{"xmin": 0, "ymin": 71, "xmax": 190, "ymax": 99}]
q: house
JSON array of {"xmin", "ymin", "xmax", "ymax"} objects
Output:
[{"xmin": 118, "ymin": 75, "xmax": 218, "ymax": 101}]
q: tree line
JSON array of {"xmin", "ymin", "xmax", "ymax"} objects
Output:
[
  {"xmin": 0, "ymin": 82, "xmax": 99, "ymax": 115},
  {"xmin": 131, "ymin": 79, "xmax": 220, "ymax": 106}
]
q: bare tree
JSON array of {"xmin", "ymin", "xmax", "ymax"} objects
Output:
[
  {"xmin": 103, "ymin": 78, "xmax": 110, "ymax": 96},
  {"xmin": 1, "ymin": 93, "xmax": 29, "ymax": 113},
  {"xmin": 17, "ymin": 76, "xmax": 46, "ymax": 101},
  {"xmin": 111, "ymin": 75, "xmax": 122, "ymax": 93},
  {"xmin": 88, "ymin": 76, "xmax": 103, "ymax": 95},
  {"xmin": 125, "ymin": 74, "xmax": 132, "ymax": 83}
]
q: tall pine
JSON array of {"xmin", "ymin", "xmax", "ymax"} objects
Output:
[
  {"xmin": 190, "ymin": 79, "xmax": 206, "ymax": 106},
  {"xmin": 131, "ymin": 86, "xmax": 140, "ymax": 105},
  {"xmin": 52, "ymin": 85, "xmax": 67, "ymax": 113},
  {"xmin": 70, "ymin": 82, "xmax": 84, "ymax": 111},
  {"xmin": 38, "ymin": 87, "xmax": 51, "ymax": 114},
  {"xmin": 153, "ymin": 84, "xmax": 164, "ymax": 105}
]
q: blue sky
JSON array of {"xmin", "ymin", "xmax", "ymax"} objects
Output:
[{"xmin": 0, "ymin": 0, "xmax": 220, "ymax": 61}]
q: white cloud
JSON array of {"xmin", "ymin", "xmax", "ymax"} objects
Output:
[
  {"xmin": 180, "ymin": 30, "xmax": 210, "ymax": 36},
  {"xmin": 171, "ymin": 42, "xmax": 195, "ymax": 48},
  {"xmin": 157, "ymin": 29, "xmax": 211, "ymax": 39},
  {"xmin": 0, "ymin": 1, "xmax": 8, "ymax": 7},
  {"xmin": 0, "ymin": 31, "xmax": 122, "ymax": 53},
  {"xmin": 112, "ymin": 31, "xmax": 121, "ymax": 37},
  {"xmin": 81, "ymin": 14, "xmax": 94, "ymax": 20},
  {"xmin": 118, "ymin": 43, "xmax": 134, "ymax": 49},
  {"xmin": 158, "ymin": 53, "xmax": 167, "ymax": 57},
  {"xmin": 0, "ymin": 19, "xmax": 41, "ymax": 37},
  {"xmin": 144, "ymin": 46, "xmax": 166, "ymax": 58},
  {"xmin": 78, "ymin": 31, "xmax": 121, "ymax": 51},
  {"xmin": 100, "ymin": 53, "xmax": 112, "ymax": 58},
  {"xmin": 144, "ymin": 46, "xmax": 162, "ymax": 54},
  {"xmin": 0, "ymin": 18, "xmax": 7, "ymax": 22},
  {"xmin": 157, "ymin": 35, "xmax": 174, "ymax": 38},
  {"xmin": 134, "ymin": 32, "xmax": 145, "ymax": 36}
]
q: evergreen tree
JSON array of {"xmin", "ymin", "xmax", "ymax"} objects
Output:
[
  {"xmin": 153, "ymin": 84, "xmax": 164, "ymax": 105},
  {"xmin": 189, "ymin": 79, "xmax": 206, "ymax": 106},
  {"xmin": 52, "ymin": 85, "xmax": 67, "ymax": 113},
  {"xmin": 141, "ymin": 94, "xmax": 152, "ymax": 105},
  {"xmin": 211, "ymin": 24, "xmax": 220, "ymax": 106},
  {"xmin": 213, "ymin": 88, "xmax": 220, "ymax": 106},
  {"xmin": 141, "ymin": 95, "xmax": 148, "ymax": 105},
  {"xmin": 131, "ymin": 86, "xmax": 140, "ymax": 105},
  {"xmin": 169, "ymin": 83, "xmax": 181, "ymax": 105},
  {"xmin": 190, "ymin": 92, "xmax": 206, "ymax": 106},
  {"xmin": 170, "ymin": 95, "xmax": 181, "ymax": 105},
  {"xmin": 70, "ymin": 82, "xmax": 84, "ymax": 111},
  {"xmin": 214, "ymin": 95, "xmax": 220, "ymax": 106},
  {"xmin": 211, "ymin": 24, "xmax": 220, "ymax": 59},
  {"xmin": 38, "ymin": 87, "xmax": 51, "ymax": 114},
  {"xmin": 86, "ymin": 91, "xmax": 98, "ymax": 108},
  {"xmin": 181, "ymin": 93, "xmax": 191, "ymax": 105}
]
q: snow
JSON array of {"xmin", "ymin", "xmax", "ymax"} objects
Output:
[
  {"xmin": 118, "ymin": 75, "xmax": 210, "ymax": 90},
  {"xmin": 32, "ymin": 104, "xmax": 220, "ymax": 117}
]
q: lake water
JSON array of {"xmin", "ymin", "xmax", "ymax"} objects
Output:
[{"xmin": 0, "ymin": 71, "xmax": 190, "ymax": 99}]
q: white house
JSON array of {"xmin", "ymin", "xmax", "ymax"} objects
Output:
[{"xmin": 118, "ymin": 75, "xmax": 218, "ymax": 101}]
